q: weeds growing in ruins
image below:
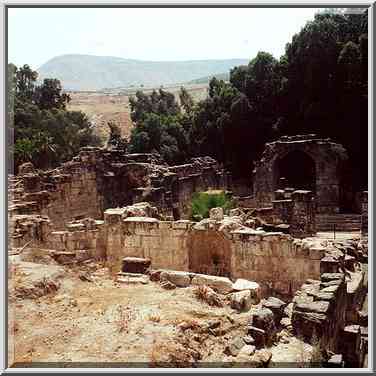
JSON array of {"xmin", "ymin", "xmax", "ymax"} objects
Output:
[
  {"xmin": 191, "ymin": 191, "xmax": 233, "ymax": 221},
  {"xmin": 193, "ymin": 285, "xmax": 224, "ymax": 307}
]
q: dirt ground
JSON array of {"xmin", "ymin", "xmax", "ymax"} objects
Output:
[
  {"xmin": 67, "ymin": 93, "xmax": 133, "ymax": 143},
  {"xmin": 8, "ymin": 258, "xmax": 313, "ymax": 368}
]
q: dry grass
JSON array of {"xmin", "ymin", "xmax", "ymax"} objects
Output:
[
  {"xmin": 148, "ymin": 313, "xmax": 161, "ymax": 323},
  {"xmin": 115, "ymin": 304, "xmax": 133, "ymax": 333}
]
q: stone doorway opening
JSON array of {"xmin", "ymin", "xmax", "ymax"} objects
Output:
[{"xmin": 274, "ymin": 150, "xmax": 316, "ymax": 192}]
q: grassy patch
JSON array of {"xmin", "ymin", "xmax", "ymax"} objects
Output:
[{"xmin": 191, "ymin": 191, "xmax": 233, "ymax": 221}]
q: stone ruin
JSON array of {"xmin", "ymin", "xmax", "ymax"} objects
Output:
[
  {"xmin": 253, "ymin": 134, "xmax": 349, "ymax": 213},
  {"xmin": 8, "ymin": 143, "xmax": 368, "ymax": 367}
]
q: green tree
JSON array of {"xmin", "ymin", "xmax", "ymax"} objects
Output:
[
  {"xmin": 10, "ymin": 64, "xmax": 100, "ymax": 171},
  {"xmin": 34, "ymin": 78, "xmax": 71, "ymax": 110}
]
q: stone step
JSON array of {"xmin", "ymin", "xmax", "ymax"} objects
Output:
[{"xmin": 316, "ymin": 214, "xmax": 361, "ymax": 231}]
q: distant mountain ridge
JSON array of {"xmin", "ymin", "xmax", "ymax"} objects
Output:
[
  {"xmin": 188, "ymin": 72, "xmax": 230, "ymax": 84},
  {"xmin": 37, "ymin": 54, "xmax": 248, "ymax": 91}
]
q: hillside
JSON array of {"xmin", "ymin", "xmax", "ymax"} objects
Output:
[
  {"xmin": 37, "ymin": 54, "xmax": 248, "ymax": 91},
  {"xmin": 188, "ymin": 72, "xmax": 230, "ymax": 84}
]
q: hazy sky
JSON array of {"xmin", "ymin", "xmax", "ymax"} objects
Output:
[{"xmin": 8, "ymin": 7, "xmax": 319, "ymax": 69}]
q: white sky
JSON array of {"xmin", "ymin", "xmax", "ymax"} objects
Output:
[{"xmin": 8, "ymin": 7, "xmax": 319, "ymax": 69}]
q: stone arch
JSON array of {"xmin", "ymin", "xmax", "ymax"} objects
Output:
[
  {"xmin": 273, "ymin": 149, "xmax": 317, "ymax": 192},
  {"xmin": 253, "ymin": 135, "xmax": 348, "ymax": 213}
]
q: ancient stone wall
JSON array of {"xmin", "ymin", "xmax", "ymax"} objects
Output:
[
  {"xmin": 250, "ymin": 189, "xmax": 316, "ymax": 238},
  {"xmin": 230, "ymin": 231, "xmax": 321, "ymax": 296},
  {"xmin": 103, "ymin": 212, "xmax": 322, "ymax": 297},
  {"xmin": 253, "ymin": 135, "xmax": 349, "ymax": 214},
  {"xmin": 291, "ymin": 239, "xmax": 367, "ymax": 366},
  {"xmin": 9, "ymin": 149, "xmax": 229, "ymax": 229}
]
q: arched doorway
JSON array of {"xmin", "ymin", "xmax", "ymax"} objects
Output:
[{"xmin": 274, "ymin": 150, "xmax": 316, "ymax": 192}]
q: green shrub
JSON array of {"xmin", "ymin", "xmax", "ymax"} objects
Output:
[{"xmin": 190, "ymin": 191, "xmax": 233, "ymax": 221}]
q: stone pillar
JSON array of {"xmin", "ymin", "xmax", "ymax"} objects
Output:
[
  {"xmin": 290, "ymin": 190, "xmax": 316, "ymax": 238},
  {"xmin": 104, "ymin": 208, "xmax": 126, "ymax": 274},
  {"xmin": 361, "ymin": 191, "xmax": 368, "ymax": 236}
]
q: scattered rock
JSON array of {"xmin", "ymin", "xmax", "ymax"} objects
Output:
[
  {"xmin": 235, "ymin": 345, "xmax": 256, "ymax": 361},
  {"xmin": 149, "ymin": 269, "xmax": 163, "ymax": 282},
  {"xmin": 280, "ymin": 317, "xmax": 292, "ymax": 331},
  {"xmin": 122, "ymin": 202, "xmax": 159, "ymax": 219},
  {"xmin": 232, "ymin": 279, "xmax": 261, "ymax": 303},
  {"xmin": 160, "ymin": 280, "xmax": 176, "ymax": 290},
  {"xmin": 249, "ymin": 349, "xmax": 272, "ymax": 367},
  {"xmin": 326, "ymin": 354, "xmax": 344, "ymax": 367},
  {"xmin": 294, "ymin": 300, "xmax": 330, "ymax": 314},
  {"xmin": 11, "ymin": 261, "xmax": 65, "ymax": 299},
  {"xmin": 230, "ymin": 290, "xmax": 252, "ymax": 311},
  {"xmin": 243, "ymin": 335, "xmax": 255, "ymax": 345},
  {"xmin": 79, "ymin": 272, "xmax": 93, "ymax": 282},
  {"xmin": 262, "ymin": 297, "xmax": 287, "ymax": 325},
  {"xmin": 210, "ymin": 207, "xmax": 224, "ymax": 221},
  {"xmin": 224, "ymin": 337, "xmax": 245, "ymax": 356},
  {"xmin": 247, "ymin": 326, "xmax": 267, "ymax": 348},
  {"xmin": 249, "ymin": 307, "xmax": 276, "ymax": 332}
]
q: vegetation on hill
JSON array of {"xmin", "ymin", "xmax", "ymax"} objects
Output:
[{"xmin": 9, "ymin": 64, "xmax": 101, "ymax": 171}]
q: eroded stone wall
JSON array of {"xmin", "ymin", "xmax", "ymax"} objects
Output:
[
  {"xmin": 9, "ymin": 149, "xmax": 229, "ymax": 229},
  {"xmin": 103, "ymin": 212, "xmax": 323, "ymax": 297}
]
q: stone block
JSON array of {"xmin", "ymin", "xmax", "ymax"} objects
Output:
[
  {"xmin": 230, "ymin": 290, "xmax": 252, "ymax": 311},
  {"xmin": 210, "ymin": 207, "xmax": 224, "ymax": 221},
  {"xmin": 160, "ymin": 270, "xmax": 191, "ymax": 287},
  {"xmin": 249, "ymin": 308, "xmax": 276, "ymax": 336},
  {"xmin": 295, "ymin": 300, "xmax": 330, "ymax": 314},
  {"xmin": 247, "ymin": 326, "xmax": 267, "ymax": 348},
  {"xmin": 320, "ymin": 256, "xmax": 340, "ymax": 274},
  {"xmin": 262, "ymin": 297, "xmax": 287, "ymax": 325},
  {"xmin": 121, "ymin": 257, "xmax": 151, "ymax": 274},
  {"xmin": 191, "ymin": 273, "xmax": 233, "ymax": 294}
]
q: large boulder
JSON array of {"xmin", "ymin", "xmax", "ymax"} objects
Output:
[
  {"xmin": 160, "ymin": 271, "xmax": 191, "ymax": 287},
  {"xmin": 232, "ymin": 279, "xmax": 261, "ymax": 303},
  {"xmin": 248, "ymin": 349, "xmax": 272, "ymax": 367},
  {"xmin": 191, "ymin": 273, "xmax": 233, "ymax": 294},
  {"xmin": 230, "ymin": 290, "xmax": 252, "ymax": 311},
  {"xmin": 224, "ymin": 337, "xmax": 245, "ymax": 357},
  {"xmin": 248, "ymin": 307, "xmax": 277, "ymax": 347},
  {"xmin": 262, "ymin": 297, "xmax": 287, "ymax": 325},
  {"xmin": 249, "ymin": 307, "xmax": 276, "ymax": 331}
]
